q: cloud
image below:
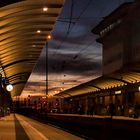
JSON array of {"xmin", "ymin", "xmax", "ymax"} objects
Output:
[
  {"xmin": 48, "ymin": 52, "xmax": 102, "ymax": 76},
  {"xmin": 49, "ymin": 33, "xmax": 99, "ymax": 49},
  {"xmin": 25, "ymin": 81, "xmax": 45, "ymax": 87}
]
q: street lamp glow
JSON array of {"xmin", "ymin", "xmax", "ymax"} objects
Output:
[
  {"xmin": 6, "ymin": 84, "xmax": 13, "ymax": 91},
  {"xmin": 43, "ymin": 7, "xmax": 48, "ymax": 12},
  {"xmin": 115, "ymin": 90, "xmax": 121, "ymax": 94},
  {"xmin": 37, "ymin": 30, "xmax": 41, "ymax": 33},
  {"xmin": 138, "ymin": 86, "xmax": 140, "ymax": 92},
  {"xmin": 47, "ymin": 35, "xmax": 52, "ymax": 40}
]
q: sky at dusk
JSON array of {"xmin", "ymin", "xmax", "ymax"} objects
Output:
[
  {"xmin": 21, "ymin": 0, "xmax": 134, "ymax": 97},
  {"xmin": 21, "ymin": 46, "xmax": 46, "ymax": 98}
]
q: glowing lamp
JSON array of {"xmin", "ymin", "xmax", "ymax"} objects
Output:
[
  {"xmin": 37, "ymin": 30, "xmax": 41, "ymax": 33},
  {"xmin": 6, "ymin": 84, "xmax": 13, "ymax": 91},
  {"xmin": 138, "ymin": 86, "xmax": 140, "ymax": 92},
  {"xmin": 47, "ymin": 35, "xmax": 52, "ymax": 40},
  {"xmin": 115, "ymin": 90, "xmax": 121, "ymax": 94},
  {"xmin": 43, "ymin": 7, "xmax": 48, "ymax": 12}
]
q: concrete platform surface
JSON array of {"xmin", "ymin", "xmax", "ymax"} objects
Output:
[{"xmin": 0, "ymin": 114, "xmax": 84, "ymax": 140}]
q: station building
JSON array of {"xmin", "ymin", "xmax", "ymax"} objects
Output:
[
  {"xmin": 93, "ymin": 0, "xmax": 140, "ymax": 75},
  {"xmin": 91, "ymin": 0, "xmax": 140, "ymax": 115}
]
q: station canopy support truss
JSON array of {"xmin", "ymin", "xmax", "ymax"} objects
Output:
[
  {"xmin": 56, "ymin": 63, "xmax": 140, "ymax": 97},
  {"xmin": 0, "ymin": 0, "xmax": 64, "ymax": 96}
]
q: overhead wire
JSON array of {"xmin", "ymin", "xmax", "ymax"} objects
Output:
[
  {"xmin": 67, "ymin": 0, "xmax": 74, "ymax": 35},
  {"xmin": 49, "ymin": 0, "xmax": 74, "ymax": 78},
  {"xmin": 52, "ymin": 0, "xmax": 93, "ymax": 55},
  {"xmin": 49, "ymin": 0, "xmax": 124, "ymax": 92},
  {"xmin": 49, "ymin": 0, "xmax": 93, "ymax": 89},
  {"xmin": 49, "ymin": 0, "xmax": 122, "ymax": 68},
  {"xmin": 53, "ymin": 0, "xmax": 93, "ymax": 62},
  {"xmin": 57, "ymin": 0, "xmax": 114, "ymax": 86},
  {"xmin": 63, "ymin": 0, "xmax": 124, "ymax": 64},
  {"xmin": 58, "ymin": 0, "xmax": 93, "ymax": 87},
  {"xmin": 50, "ymin": 0, "xmax": 124, "ymax": 62}
]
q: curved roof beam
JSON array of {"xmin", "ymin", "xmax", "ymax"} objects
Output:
[
  {"xmin": 0, "ymin": 0, "xmax": 64, "ymax": 96},
  {"xmin": 2, "ymin": 59, "xmax": 33, "ymax": 69}
]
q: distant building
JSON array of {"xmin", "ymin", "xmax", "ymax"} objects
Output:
[{"xmin": 92, "ymin": 0, "xmax": 140, "ymax": 75}]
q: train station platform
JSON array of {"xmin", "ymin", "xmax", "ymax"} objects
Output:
[
  {"xmin": 0, "ymin": 114, "xmax": 83, "ymax": 140},
  {"xmin": 46, "ymin": 113, "xmax": 140, "ymax": 140},
  {"xmin": 47, "ymin": 113, "xmax": 140, "ymax": 121}
]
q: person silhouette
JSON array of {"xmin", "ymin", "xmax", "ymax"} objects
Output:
[{"xmin": 109, "ymin": 102, "xmax": 115, "ymax": 117}]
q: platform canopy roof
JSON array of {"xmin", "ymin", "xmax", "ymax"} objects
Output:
[
  {"xmin": 0, "ymin": 0, "xmax": 64, "ymax": 96},
  {"xmin": 56, "ymin": 64, "xmax": 140, "ymax": 97}
]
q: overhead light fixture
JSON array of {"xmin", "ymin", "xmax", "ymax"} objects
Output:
[
  {"xmin": 115, "ymin": 90, "xmax": 121, "ymax": 94},
  {"xmin": 47, "ymin": 35, "xmax": 52, "ymax": 40},
  {"xmin": 37, "ymin": 30, "xmax": 41, "ymax": 33},
  {"xmin": 32, "ymin": 45, "xmax": 36, "ymax": 47},
  {"xmin": 60, "ymin": 88, "xmax": 63, "ymax": 91},
  {"xmin": 138, "ymin": 86, "xmax": 140, "ymax": 92},
  {"xmin": 43, "ymin": 7, "xmax": 48, "ymax": 12}
]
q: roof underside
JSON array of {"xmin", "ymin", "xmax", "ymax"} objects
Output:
[
  {"xmin": 56, "ymin": 64, "xmax": 140, "ymax": 97},
  {"xmin": 0, "ymin": 0, "xmax": 64, "ymax": 96}
]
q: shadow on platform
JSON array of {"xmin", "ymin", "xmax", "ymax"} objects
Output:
[{"xmin": 13, "ymin": 114, "xmax": 30, "ymax": 140}]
